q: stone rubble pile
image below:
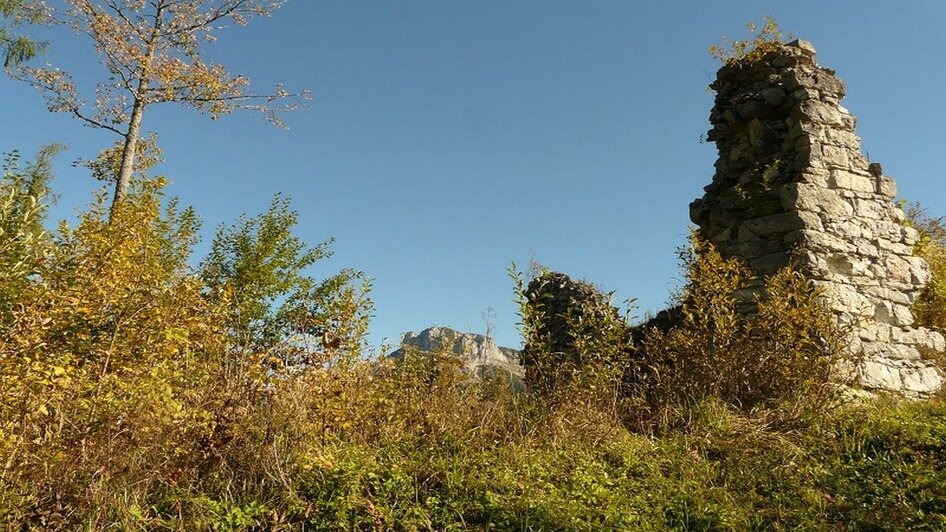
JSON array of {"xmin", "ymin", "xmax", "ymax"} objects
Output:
[{"xmin": 690, "ymin": 40, "xmax": 944, "ymax": 396}]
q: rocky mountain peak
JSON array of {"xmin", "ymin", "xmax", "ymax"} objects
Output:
[{"xmin": 389, "ymin": 326, "xmax": 524, "ymax": 382}]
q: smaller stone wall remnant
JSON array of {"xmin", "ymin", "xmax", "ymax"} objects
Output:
[
  {"xmin": 520, "ymin": 272, "xmax": 632, "ymax": 388},
  {"xmin": 522, "ymin": 272, "xmax": 620, "ymax": 356},
  {"xmin": 691, "ymin": 39, "xmax": 945, "ymax": 397}
]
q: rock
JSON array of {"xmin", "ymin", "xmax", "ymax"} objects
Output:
[
  {"xmin": 860, "ymin": 360, "xmax": 902, "ymax": 390},
  {"xmin": 741, "ymin": 212, "xmax": 806, "ymax": 237},
  {"xmin": 389, "ymin": 326, "xmax": 524, "ymax": 387},
  {"xmin": 876, "ymin": 176, "xmax": 897, "ymax": 198},
  {"xmin": 800, "ymin": 100, "xmax": 843, "ymax": 126},
  {"xmin": 829, "ymin": 171, "xmax": 874, "ymax": 193},
  {"xmin": 787, "ymin": 39, "xmax": 817, "ymax": 56},
  {"xmin": 821, "ymin": 144, "xmax": 850, "ymax": 168},
  {"xmin": 761, "ymin": 87, "xmax": 786, "ymax": 106},
  {"xmin": 901, "ymin": 366, "xmax": 945, "ymax": 394}
]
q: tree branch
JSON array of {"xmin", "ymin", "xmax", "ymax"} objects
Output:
[{"xmin": 72, "ymin": 107, "xmax": 126, "ymax": 136}]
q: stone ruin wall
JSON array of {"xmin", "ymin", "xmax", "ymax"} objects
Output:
[{"xmin": 690, "ymin": 40, "xmax": 945, "ymax": 397}]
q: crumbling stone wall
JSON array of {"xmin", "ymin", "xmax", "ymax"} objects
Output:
[
  {"xmin": 520, "ymin": 272, "xmax": 631, "ymax": 388},
  {"xmin": 690, "ymin": 40, "xmax": 945, "ymax": 397}
]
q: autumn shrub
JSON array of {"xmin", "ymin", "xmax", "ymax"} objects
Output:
[
  {"xmin": 709, "ymin": 16, "xmax": 791, "ymax": 65},
  {"xmin": 0, "ymin": 147, "xmax": 57, "ymax": 320},
  {"xmin": 151, "ymin": 365, "xmax": 946, "ymax": 530},
  {"xmin": 908, "ymin": 204, "xmax": 946, "ymax": 332},
  {"xmin": 175, "ymin": 345, "xmax": 655, "ymax": 530},
  {"xmin": 148, "ymin": 345, "xmax": 536, "ymax": 528},
  {"xmin": 0, "ymin": 178, "xmax": 233, "ymax": 526},
  {"xmin": 0, "ymin": 170, "xmax": 371, "ymax": 527},
  {"xmin": 632, "ymin": 235, "xmax": 848, "ymax": 429},
  {"xmin": 3, "ymin": 156, "xmax": 946, "ymax": 529}
]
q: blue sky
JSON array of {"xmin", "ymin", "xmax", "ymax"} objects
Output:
[{"xmin": 2, "ymin": 1, "xmax": 945, "ymax": 350}]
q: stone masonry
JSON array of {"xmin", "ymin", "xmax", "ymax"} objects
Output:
[{"xmin": 690, "ymin": 40, "xmax": 945, "ymax": 397}]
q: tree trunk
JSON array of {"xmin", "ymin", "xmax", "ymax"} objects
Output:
[
  {"xmin": 109, "ymin": 97, "xmax": 145, "ymax": 222},
  {"xmin": 108, "ymin": 0, "xmax": 164, "ymax": 224}
]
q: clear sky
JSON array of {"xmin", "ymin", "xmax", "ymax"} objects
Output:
[{"xmin": 2, "ymin": 1, "xmax": 945, "ymax": 350}]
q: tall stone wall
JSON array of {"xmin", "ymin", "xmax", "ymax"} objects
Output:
[{"xmin": 690, "ymin": 40, "xmax": 945, "ymax": 397}]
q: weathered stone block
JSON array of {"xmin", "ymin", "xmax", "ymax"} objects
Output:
[
  {"xmin": 830, "ymin": 171, "xmax": 875, "ymax": 193},
  {"xmin": 800, "ymin": 100, "xmax": 843, "ymax": 126},
  {"xmin": 802, "ymin": 229, "xmax": 852, "ymax": 253},
  {"xmin": 787, "ymin": 39, "xmax": 817, "ymax": 56},
  {"xmin": 792, "ymin": 87, "xmax": 820, "ymax": 102},
  {"xmin": 761, "ymin": 86, "xmax": 786, "ymax": 106},
  {"xmin": 856, "ymin": 241, "xmax": 879, "ymax": 258},
  {"xmin": 823, "ymin": 283, "xmax": 874, "ymax": 316},
  {"xmin": 907, "ymin": 256, "xmax": 932, "ymax": 285},
  {"xmin": 748, "ymin": 118, "xmax": 780, "ymax": 145},
  {"xmin": 875, "ymin": 176, "xmax": 897, "ymax": 198},
  {"xmin": 821, "ymin": 144, "xmax": 850, "ymax": 168},
  {"xmin": 739, "ymin": 238, "xmax": 781, "ymax": 258},
  {"xmin": 864, "ymin": 286, "xmax": 913, "ymax": 306},
  {"xmin": 750, "ymin": 252, "xmax": 791, "ymax": 273},
  {"xmin": 901, "ymin": 226, "xmax": 920, "ymax": 246},
  {"xmin": 863, "ymin": 342, "xmax": 921, "ymax": 360},
  {"xmin": 825, "ymin": 128, "xmax": 859, "ymax": 148},
  {"xmin": 741, "ymin": 212, "xmax": 805, "ymax": 237},
  {"xmin": 901, "ymin": 365, "xmax": 945, "ymax": 394},
  {"xmin": 860, "ymin": 360, "xmax": 902, "ymax": 390},
  {"xmin": 885, "ymin": 255, "xmax": 915, "ymax": 285},
  {"xmin": 853, "ymin": 198, "xmax": 890, "ymax": 220},
  {"xmin": 798, "ymin": 170, "xmax": 830, "ymax": 187}
]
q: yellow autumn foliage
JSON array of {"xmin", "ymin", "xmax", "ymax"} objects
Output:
[
  {"xmin": 709, "ymin": 16, "xmax": 792, "ymax": 65},
  {"xmin": 0, "ymin": 179, "xmax": 234, "ymax": 524}
]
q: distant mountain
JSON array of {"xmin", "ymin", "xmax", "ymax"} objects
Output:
[{"xmin": 388, "ymin": 326, "xmax": 524, "ymax": 386}]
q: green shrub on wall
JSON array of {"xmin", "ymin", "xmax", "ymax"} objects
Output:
[
  {"xmin": 709, "ymin": 16, "xmax": 791, "ymax": 65},
  {"xmin": 907, "ymin": 204, "xmax": 946, "ymax": 333}
]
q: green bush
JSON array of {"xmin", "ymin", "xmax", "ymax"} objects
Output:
[{"xmin": 908, "ymin": 203, "xmax": 946, "ymax": 332}]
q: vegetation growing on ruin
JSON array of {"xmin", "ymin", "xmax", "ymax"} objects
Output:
[
  {"xmin": 709, "ymin": 16, "xmax": 791, "ymax": 65},
  {"xmin": 721, "ymin": 159, "xmax": 787, "ymax": 219},
  {"xmin": 632, "ymin": 235, "xmax": 850, "ymax": 427},
  {"xmin": 3, "ymin": 160, "xmax": 944, "ymax": 528},
  {"xmin": 908, "ymin": 204, "xmax": 946, "ymax": 332},
  {"xmin": 2, "ymin": 7, "xmax": 945, "ymax": 530},
  {"xmin": 511, "ymin": 266, "xmax": 634, "ymax": 399}
]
